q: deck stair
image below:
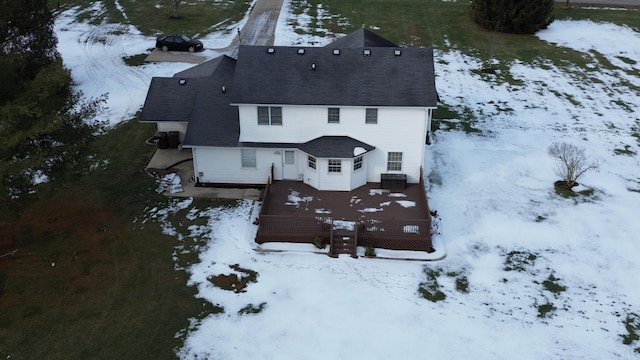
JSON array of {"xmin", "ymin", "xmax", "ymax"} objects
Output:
[{"xmin": 329, "ymin": 227, "xmax": 358, "ymax": 258}]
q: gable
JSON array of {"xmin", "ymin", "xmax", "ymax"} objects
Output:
[
  {"xmin": 326, "ymin": 28, "xmax": 398, "ymax": 48},
  {"xmin": 139, "ymin": 77, "xmax": 200, "ymax": 122}
]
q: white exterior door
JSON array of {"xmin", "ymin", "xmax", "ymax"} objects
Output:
[{"xmin": 282, "ymin": 150, "xmax": 297, "ymax": 180}]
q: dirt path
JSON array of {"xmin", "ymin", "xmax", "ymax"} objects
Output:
[
  {"xmin": 222, "ymin": 0, "xmax": 284, "ymax": 57},
  {"xmin": 146, "ymin": 0, "xmax": 284, "ymax": 62},
  {"xmin": 239, "ymin": 0, "xmax": 284, "ymax": 46}
]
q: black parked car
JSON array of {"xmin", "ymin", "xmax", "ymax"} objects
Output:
[{"xmin": 155, "ymin": 34, "xmax": 204, "ymax": 52}]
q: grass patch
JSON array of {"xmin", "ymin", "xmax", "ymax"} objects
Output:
[
  {"xmin": 238, "ymin": 302, "xmax": 267, "ymax": 315},
  {"xmin": 455, "ymin": 276, "xmax": 470, "ymax": 293},
  {"xmin": 621, "ymin": 312, "xmax": 640, "ymax": 353},
  {"xmin": 290, "ymin": 0, "xmax": 640, "ymax": 72},
  {"xmin": 614, "ymin": 144, "xmax": 637, "ymax": 156},
  {"xmin": 434, "ymin": 119, "xmax": 483, "ymax": 134},
  {"xmin": 542, "ymin": 274, "xmax": 567, "ymax": 296},
  {"xmin": 419, "ymin": 267, "xmax": 470, "ymax": 301},
  {"xmin": 208, "ymin": 264, "xmax": 259, "ymax": 293},
  {"xmin": 418, "ymin": 268, "xmax": 446, "ymax": 302},
  {"xmin": 122, "ymin": 53, "xmax": 150, "ymax": 66},
  {"xmin": 503, "ymin": 250, "xmax": 538, "ymax": 272},
  {"xmin": 537, "ymin": 301, "xmax": 557, "ymax": 319},
  {"xmin": 553, "ymin": 182, "xmax": 598, "ymax": 202},
  {"xmin": 56, "ymin": 0, "xmax": 253, "ymax": 37},
  {"xmin": 0, "ymin": 120, "xmax": 211, "ymax": 359},
  {"xmin": 432, "ymin": 104, "xmax": 482, "ymax": 134}
]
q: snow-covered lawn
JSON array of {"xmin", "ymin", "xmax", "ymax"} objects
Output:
[{"xmin": 56, "ymin": 2, "xmax": 640, "ymax": 359}]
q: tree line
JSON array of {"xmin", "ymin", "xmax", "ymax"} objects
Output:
[{"xmin": 0, "ymin": 0, "xmax": 105, "ymax": 218}]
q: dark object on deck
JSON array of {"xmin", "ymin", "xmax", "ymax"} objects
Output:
[
  {"xmin": 168, "ymin": 131, "xmax": 180, "ymax": 148},
  {"xmin": 156, "ymin": 131, "xmax": 168, "ymax": 149},
  {"xmin": 380, "ymin": 173, "xmax": 407, "ymax": 189}
]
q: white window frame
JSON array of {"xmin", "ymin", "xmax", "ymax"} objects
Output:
[
  {"xmin": 328, "ymin": 108, "xmax": 340, "ymax": 124},
  {"xmin": 365, "ymin": 108, "xmax": 378, "ymax": 124},
  {"xmin": 241, "ymin": 149, "xmax": 257, "ymax": 168},
  {"xmin": 387, "ymin": 152, "xmax": 402, "ymax": 172},
  {"xmin": 353, "ymin": 155, "xmax": 363, "ymax": 171},
  {"xmin": 257, "ymin": 106, "xmax": 282, "ymax": 125},
  {"xmin": 328, "ymin": 159, "xmax": 341, "ymax": 173},
  {"xmin": 308, "ymin": 155, "xmax": 316, "ymax": 170}
]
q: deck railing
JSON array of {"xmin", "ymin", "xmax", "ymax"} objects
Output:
[
  {"xmin": 255, "ymin": 215, "xmax": 332, "ymax": 244},
  {"xmin": 255, "ymin": 170, "xmax": 434, "ymax": 252},
  {"xmin": 256, "ymin": 214, "xmax": 432, "ymax": 251}
]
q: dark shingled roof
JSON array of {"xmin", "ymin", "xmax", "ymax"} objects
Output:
[
  {"xmin": 230, "ymin": 45, "xmax": 437, "ymax": 107},
  {"xmin": 140, "ymin": 55, "xmax": 237, "ymax": 124},
  {"xmin": 182, "ymin": 56, "xmax": 239, "ymax": 147},
  {"xmin": 239, "ymin": 136, "xmax": 374, "ymax": 158},
  {"xmin": 299, "ymin": 136, "xmax": 374, "ymax": 158},
  {"xmin": 139, "ymin": 30, "xmax": 438, "ymax": 149},
  {"xmin": 326, "ymin": 28, "xmax": 398, "ymax": 48},
  {"xmin": 174, "ymin": 55, "xmax": 231, "ymax": 78},
  {"xmin": 139, "ymin": 77, "xmax": 200, "ymax": 122}
]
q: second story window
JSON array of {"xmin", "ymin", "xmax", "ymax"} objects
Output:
[
  {"xmin": 365, "ymin": 108, "xmax": 378, "ymax": 124},
  {"xmin": 328, "ymin": 108, "xmax": 340, "ymax": 124},
  {"xmin": 258, "ymin": 106, "xmax": 282, "ymax": 125}
]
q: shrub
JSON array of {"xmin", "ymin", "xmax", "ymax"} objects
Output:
[
  {"xmin": 364, "ymin": 246, "xmax": 376, "ymax": 257},
  {"xmin": 313, "ymin": 236, "xmax": 326, "ymax": 249},
  {"xmin": 470, "ymin": 0, "xmax": 555, "ymax": 34},
  {"xmin": 548, "ymin": 142, "xmax": 600, "ymax": 189}
]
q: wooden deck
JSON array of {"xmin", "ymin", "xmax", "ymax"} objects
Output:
[{"xmin": 256, "ymin": 180, "xmax": 433, "ymax": 255}]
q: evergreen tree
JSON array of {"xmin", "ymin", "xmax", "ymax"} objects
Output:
[
  {"xmin": 470, "ymin": 0, "xmax": 555, "ymax": 35},
  {"xmin": 0, "ymin": 0, "xmax": 106, "ymax": 217},
  {"xmin": 0, "ymin": 0, "xmax": 60, "ymax": 103}
]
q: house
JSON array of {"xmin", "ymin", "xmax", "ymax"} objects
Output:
[{"xmin": 140, "ymin": 29, "xmax": 438, "ymax": 192}]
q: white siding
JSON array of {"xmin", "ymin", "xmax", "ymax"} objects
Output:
[
  {"xmin": 316, "ymin": 158, "xmax": 351, "ymax": 191},
  {"xmin": 193, "ymin": 147, "xmax": 280, "ymax": 184},
  {"xmin": 156, "ymin": 122, "xmax": 188, "ymax": 143},
  {"xmin": 230, "ymin": 104, "xmax": 434, "ymax": 187},
  {"xmin": 351, "ymin": 155, "xmax": 368, "ymax": 190}
]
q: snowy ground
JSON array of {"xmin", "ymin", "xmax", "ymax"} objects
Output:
[{"xmin": 55, "ymin": 2, "xmax": 640, "ymax": 359}]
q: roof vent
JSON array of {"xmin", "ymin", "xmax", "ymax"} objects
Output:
[
  {"xmin": 298, "ymin": 48, "xmax": 305, "ymax": 55},
  {"xmin": 311, "ymin": 63, "xmax": 317, "ymax": 71},
  {"xmin": 394, "ymin": 49, "xmax": 402, "ymax": 56},
  {"xmin": 267, "ymin": 47, "xmax": 275, "ymax": 54},
  {"xmin": 222, "ymin": 85, "xmax": 226, "ymax": 93},
  {"xmin": 179, "ymin": 79, "xmax": 186, "ymax": 85},
  {"xmin": 363, "ymin": 49, "xmax": 371, "ymax": 56},
  {"xmin": 333, "ymin": 49, "xmax": 340, "ymax": 55}
]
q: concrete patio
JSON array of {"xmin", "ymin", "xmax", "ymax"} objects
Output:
[{"xmin": 144, "ymin": 147, "xmax": 262, "ymax": 200}]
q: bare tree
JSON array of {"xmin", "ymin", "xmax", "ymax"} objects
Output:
[
  {"xmin": 483, "ymin": 22, "xmax": 503, "ymax": 74},
  {"xmin": 548, "ymin": 142, "xmax": 599, "ymax": 189},
  {"xmin": 172, "ymin": 0, "xmax": 181, "ymax": 18}
]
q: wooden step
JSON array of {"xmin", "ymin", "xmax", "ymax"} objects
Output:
[{"xmin": 329, "ymin": 234, "xmax": 358, "ymax": 258}]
